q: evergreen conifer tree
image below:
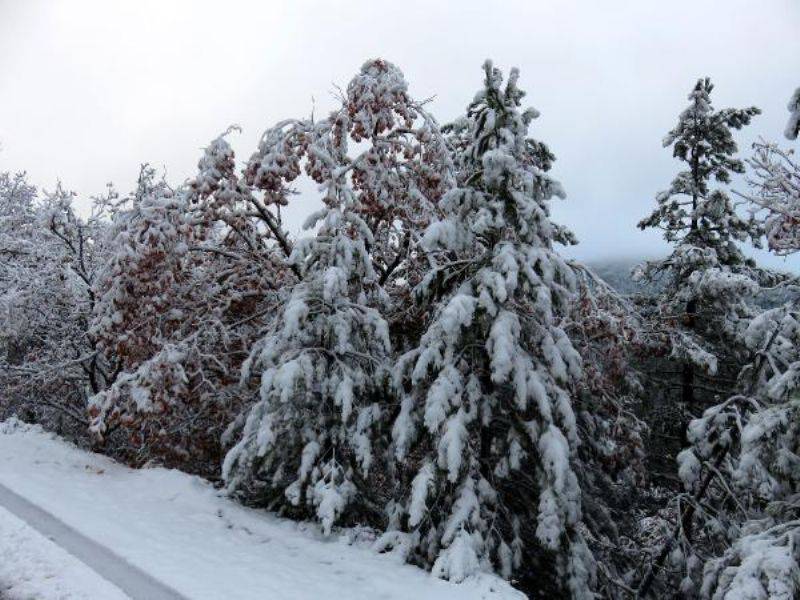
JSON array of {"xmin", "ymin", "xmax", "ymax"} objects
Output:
[
  {"xmin": 378, "ymin": 61, "xmax": 594, "ymax": 598},
  {"xmin": 636, "ymin": 78, "xmax": 762, "ymax": 410},
  {"xmin": 222, "ymin": 116, "xmax": 392, "ymax": 533}
]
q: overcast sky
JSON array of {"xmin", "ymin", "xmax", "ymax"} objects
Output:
[{"xmin": 1, "ymin": 0, "xmax": 799, "ymax": 270}]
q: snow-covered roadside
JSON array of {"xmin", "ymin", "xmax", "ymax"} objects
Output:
[
  {"xmin": 0, "ymin": 419, "xmax": 523, "ymax": 600},
  {"xmin": 0, "ymin": 504, "xmax": 129, "ymax": 600}
]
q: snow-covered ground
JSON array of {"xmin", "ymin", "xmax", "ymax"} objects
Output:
[
  {"xmin": 0, "ymin": 504, "xmax": 129, "ymax": 600},
  {"xmin": 0, "ymin": 419, "xmax": 523, "ymax": 600}
]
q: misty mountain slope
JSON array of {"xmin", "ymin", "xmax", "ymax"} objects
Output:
[
  {"xmin": 586, "ymin": 258, "xmax": 797, "ymax": 307},
  {"xmin": 584, "ymin": 258, "xmax": 658, "ymax": 295}
]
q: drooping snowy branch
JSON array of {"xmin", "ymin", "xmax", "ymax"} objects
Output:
[{"xmin": 742, "ymin": 141, "xmax": 800, "ymax": 256}]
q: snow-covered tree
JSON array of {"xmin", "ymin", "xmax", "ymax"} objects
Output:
[
  {"xmin": 744, "ymin": 142, "xmax": 800, "ymax": 257},
  {"xmin": 0, "ymin": 174, "xmax": 113, "ymax": 434},
  {"xmin": 222, "ymin": 113, "xmax": 392, "ymax": 534},
  {"xmin": 0, "ymin": 172, "xmax": 38, "ymax": 302},
  {"xmin": 90, "ymin": 166, "xmax": 188, "ymax": 370},
  {"xmin": 658, "ymin": 87, "xmax": 800, "ymax": 600},
  {"xmin": 338, "ymin": 58, "xmax": 452, "ymax": 280},
  {"xmin": 636, "ymin": 78, "xmax": 763, "ymax": 414},
  {"xmin": 89, "ymin": 139, "xmax": 291, "ymax": 475},
  {"xmin": 786, "ymin": 87, "xmax": 800, "ymax": 141},
  {"xmin": 0, "ymin": 172, "xmax": 40, "ymax": 404},
  {"xmin": 242, "ymin": 59, "xmax": 453, "ymax": 324},
  {"xmin": 88, "ymin": 166, "xmax": 206, "ymax": 463},
  {"xmin": 376, "ymin": 61, "xmax": 594, "ymax": 598},
  {"xmin": 222, "ymin": 59, "xmax": 451, "ymax": 529}
]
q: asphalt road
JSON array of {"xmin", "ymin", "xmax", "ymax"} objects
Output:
[{"xmin": 0, "ymin": 482, "xmax": 187, "ymax": 600}]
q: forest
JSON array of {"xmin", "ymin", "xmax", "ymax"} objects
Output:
[{"xmin": 1, "ymin": 59, "xmax": 799, "ymax": 599}]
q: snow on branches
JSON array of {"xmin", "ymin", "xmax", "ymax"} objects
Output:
[
  {"xmin": 89, "ymin": 137, "xmax": 292, "ymax": 474},
  {"xmin": 636, "ymin": 78, "xmax": 766, "ymax": 415},
  {"xmin": 375, "ymin": 61, "xmax": 594, "ymax": 598},
  {"xmin": 223, "ymin": 78, "xmax": 398, "ymax": 532},
  {"xmin": 744, "ymin": 141, "xmax": 800, "ymax": 257},
  {"xmin": 736, "ymin": 87, "xmax": 800, "ymax": 258},
  {"xmin": 0, "ymin": 173, "xmax": 113, "ymax": 433}
]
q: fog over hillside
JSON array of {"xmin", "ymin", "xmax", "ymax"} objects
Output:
[{"xmin": 588, "ymin": 257, "xmax": 799, "ymax": 309}]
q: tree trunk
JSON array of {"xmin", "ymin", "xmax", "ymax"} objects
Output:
[
  {"xmin": 681, "ymin": 297, "xmax": 697, "ymax": 407},
  {"xmin": 681, "ymin": 363, "xmax": 694, "ymax": 405}
]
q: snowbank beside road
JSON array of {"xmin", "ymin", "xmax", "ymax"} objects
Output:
[{"xmin": 0, "ymin": 419, "xmax": 523, "ymax": 600}]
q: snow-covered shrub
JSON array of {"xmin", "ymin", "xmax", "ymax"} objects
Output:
[
  {"xmin": 89, "ymin": 144, "xmax": 291, "ymax": 476},
  {"xmin": 566, "ymin": 266, "xmax": 650, "ymax": 597}
]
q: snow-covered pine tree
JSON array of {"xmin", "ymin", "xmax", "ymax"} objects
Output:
[
  {"xmin": 377, "ymin": 61, "xmax": 594, "ymax": 598},
  {"xmin": 222, "ymin": 114, "xmax": 392, "ymax": 534},
  {"xmin": 636, "ymin": 78, "xmax": 763, "ymax": 417},
  {"xmin": 664, "ymin": 91, "xmax": 800, "ymax": 600}
]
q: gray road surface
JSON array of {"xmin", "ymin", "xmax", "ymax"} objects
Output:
[{"xmin": 0, "ymin": 482, "xmax": 187, "ymax": 600}]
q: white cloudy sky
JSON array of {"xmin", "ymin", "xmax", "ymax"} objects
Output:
[{"xmin": 1, "ymin": 0, "xmax": 799, "ymax": 269}]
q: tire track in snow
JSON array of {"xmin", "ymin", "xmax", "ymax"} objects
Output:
[{"xmin": 0, "ymin": 482, "xmax": 187, "ymax": 600}]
